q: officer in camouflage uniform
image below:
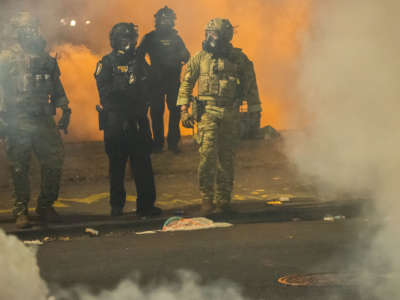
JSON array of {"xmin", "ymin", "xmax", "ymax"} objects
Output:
[
  {"xmin": 177, "ymin": 18, "xmax": 262, "ymax": 214},
  {"xmin": 139, "ymin": 6, "xmax": 190, "ymax": 153},
  {"xmin": 0, "ymin": 12, "xmax": 71, "ymax": 228},
  {"xmin": 95, "ymin": 22, "xmax": 162, "ymax": 217}
]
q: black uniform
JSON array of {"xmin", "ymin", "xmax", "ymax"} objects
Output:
[
  {"xmin": 139, "ymin": 29, "xmax": 189, "ymax": 151},
  {"xmin": 95, "ymin": 49, "xmax": 157, "ymax": 214}
]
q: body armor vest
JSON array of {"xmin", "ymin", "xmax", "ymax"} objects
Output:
[
  {"xmin": 11, "ymin": 54, "xmax": 55, "ymax": 102},
  {"xmin": 2, "ymin": 48, "xmax": 58, "ymax": 115},
  {"xmin": 110, "ymin": 55, "xmax": 140, "ymax": 93},
  {"xmin": 198, "ymin": 53, "xmax": 239, "ymax": 100}
]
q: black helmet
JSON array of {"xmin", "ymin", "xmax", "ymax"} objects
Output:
[
  {"xmin": 109, "ymin": 22, "xmax": 138, "ymax": 52},
  {"xmin": 154, "ymin": 6, "xmax": 176, "ymax": 29}
]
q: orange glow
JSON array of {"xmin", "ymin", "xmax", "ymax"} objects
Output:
[{"xmin": 52, "ymin": 0, "xmax": 312, "ymax": 141}]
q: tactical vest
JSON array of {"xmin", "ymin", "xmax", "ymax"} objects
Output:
[
  {"xmin": 148, "ymin": 31, "xmax": 181, "ymax": 67},
  {"xmin": 198, "ymin": 53, "xmax": 240, "ymax": 101},
  {"xmin": 109, "ymin": 55, "xmax": 140, "ymax": 93},
  {"xmin": 10, "ymin": 53, "xmax": 56, "ymax": 103}
]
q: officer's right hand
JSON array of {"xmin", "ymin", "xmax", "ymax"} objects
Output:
[{"xmin": 181, "ymin": 111, "xmax": 194, "ymax": 128}]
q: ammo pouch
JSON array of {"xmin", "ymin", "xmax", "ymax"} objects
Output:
[
  {"xmin": 16, "ymin": 56, "xmax": 55, "ymax": 95},
  {"xmin": 198, "ymin": 57, "xmax": 239, "ymax": 99}
]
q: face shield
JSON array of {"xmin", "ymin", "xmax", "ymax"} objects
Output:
[
  {"xmin": 115, "ymin": 33, "xmax": 137, "ymax": 54},
  {"xmin": 155, "ymin": 16, "xmax": 175, "ymax": 31}
]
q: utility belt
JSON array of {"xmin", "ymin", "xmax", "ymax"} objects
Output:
[
  {"xmin": 197, "ymin": 97, "xmax": 240, "ymax": 109},
  {"xmin": 12, "ymin": 100, "xmax": 56, "ymax": 117}
]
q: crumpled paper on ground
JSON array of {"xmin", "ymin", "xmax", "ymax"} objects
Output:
[{"xmin": 161, "ymin": 217, "xmax": 232, "ymax": 232}]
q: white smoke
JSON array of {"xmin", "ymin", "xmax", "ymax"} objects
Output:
[
  {"xmin": 0, "ymin": 229, "xmax": 248, "ymax": 300},
  {"xmin": 55, "ymin": 271, "xmax": 247, "ymax": 300},
  {"xmin": 288, "ymin": 0, "xmax": 400, "ymax": 298},
  {"xmin": 0, "ymin": 230, "xmax": 49, "ymax": 300}
]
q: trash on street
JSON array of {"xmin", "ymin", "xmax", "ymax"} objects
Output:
[
  {"xmin": 162, "ymin": 217, "xmax": 233, "ymax": 232},
  {"xmin": 85, "ymin": 228, "xmax": 100, "ymax": 236}
]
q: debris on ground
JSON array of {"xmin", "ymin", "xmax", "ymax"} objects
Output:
[
  {"xmin": 59, "ymin": 236, "xmax": 71, "ymax": 241},
  {"xmin": 162, "ymin": 217, "xmax": 232, "ymax": 232},
  {"xmin": 85, "ymin": 227, "xmax": 99, "ymax": 236},
  {"xmin": 323, "ymin": 215, "xmax": 335, "ymax": 222},
  {"xmin": 261, "ymin": 125, "xmax": 281, "ymax": 142},
  {"xmin": 136, "ymin": 231, "xmax": 158, "ymax": 235},
  {"xmin": 324, "ymin": 215, "xmax": 346, "ymax": 222},
  {"xmin": 43, "ymin": 237, "xmax": 55, "ymax": 243},
  {"xmin": 23, "ymin": 240, "xmax": 43, "ymax": 246}
]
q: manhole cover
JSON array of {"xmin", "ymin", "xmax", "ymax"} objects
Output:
[{"xmin": 278, "ymin": 273, "xmax": 358, "ymax": 287}]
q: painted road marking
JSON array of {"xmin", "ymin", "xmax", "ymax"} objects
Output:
[{"xmin": 0, "ymin": 191, "xmax": 314, "ymax": 214}]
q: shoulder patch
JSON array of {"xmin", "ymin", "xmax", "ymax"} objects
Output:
[{"xmin": 95, "ymin": 62, "xmax": 103, "ymax": 76}]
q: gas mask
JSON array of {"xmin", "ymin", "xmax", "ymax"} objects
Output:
[
  {"xmin": 203, "ymin": 30, "xmax": 228, "ymax": 55},
  {"xmin": 205, "ymin": 31, "xmax": 220, "ymax": 49},
  {"xmin": 115, "ymin": 35, "xmax": 137, "ymax": 55},
  {"xmin": 155, "ymin": 16, "xmax": 175, "ymax": 31}
]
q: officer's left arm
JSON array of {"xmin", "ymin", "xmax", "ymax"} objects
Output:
[
  {"xmin": 137, "ymin": 56, "xmax": 152, "ymax": 102},
  {"xmin": 176, "ymin": 35, "xmax": 190, "ymax": 64},
  {"xmin": 50, "ymin": 60, "xmax": 69, "ymax": 109},
  {"xmin": 51, "ymin": 59, "xmax": 71, "ymax": 133},
  {"xmin": 239, "ymin": 53, "xmax": 262, "ymax": 113}
]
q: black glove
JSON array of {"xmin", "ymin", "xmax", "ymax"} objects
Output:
[
  {"xmin": 57, "ymin": 107, "xmax": 72, "ymax": 134},
  {"xmin": 181, "ymin": 111, "xmax": 194, "ymax": 128}
]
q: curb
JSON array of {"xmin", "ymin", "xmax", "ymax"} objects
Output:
[{"xmin": 6, "ymin": 199, "xmax": 366, "ymax": 240}]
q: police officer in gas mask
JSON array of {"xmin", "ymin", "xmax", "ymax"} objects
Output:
[
  {"xmin": 178, "ymin": 19, "xmax": 262, "ymax": 215},
  {"xmin": 0, "ymin": 12, "xmax": 71, "ymax": 228},
  {"xmin": 139, "ymin": 6, "xmax": 190, "ymax": 153},
  {"xmin": 95, "ymin": 22, "xmax": 162, "ymax": 217}
]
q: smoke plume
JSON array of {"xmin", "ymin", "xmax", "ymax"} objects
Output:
[
  {"xmin": 288, "ymin": 0, "xmax": 400, "ymax": 298},
  {"xmin": 0, "ymin": 229, "xmax": 249, "ymax": 300},
  {"xmin": 0, "ymin": 230, "xmax": 48, "ymax": 300}
]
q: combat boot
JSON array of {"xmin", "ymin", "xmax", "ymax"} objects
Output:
[
  {"xmin": 201, "ymin": 201, "xmax": 215, "ymax": 215},
  {"xmin": 16, "ymin": 215, "xmax": 31, "ymax": 229},
  {"xmin": 36, "ymin": 206, "xmax": 61, "ymax": 223},
  {"xmin": 137, "ymin": 206, "xmax": 163, "ymax": 217},
  {"xmin": 215, "ymin": 203, "xmax": 235, "ymax": 215}
]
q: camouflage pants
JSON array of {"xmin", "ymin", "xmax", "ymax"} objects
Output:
[
  {"xmin": 197, "ymin": 106, "xmax": 240, "ymax": 207},
  {"xmin": 5, "ymin": 116, "xmax": 64, "ymax": 216}
]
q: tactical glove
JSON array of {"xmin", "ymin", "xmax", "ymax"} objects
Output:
[
  {"xmin": 181, "ymin": 111, "xmax": 194, "ymax": 129},
  {"xmin": 57, "ymin": 107, "xmax": 72, "ymax": 134}
]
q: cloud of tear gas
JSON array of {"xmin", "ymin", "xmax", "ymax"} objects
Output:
[
  {"xmin": 53, "ymin": 44, "xmax": 102, "ymax": 142},
  {"xmin": 1, "ymin": 0, "xmax": 312, "ymax": 141},
  {"xmin": 0, "ymin": 229, "xmax": 249, "ymax": 300},
  {"xmin": 0, "ymin": 230, "xmax": 48, "ymax": 300},
  {"xmin": 287, "ymin": 0, "xmax": 400, "ymax": 297}
]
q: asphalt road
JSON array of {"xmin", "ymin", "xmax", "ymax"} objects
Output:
[{"xmin": 37, "ymin": 218, "xmax": 379, "ymax": 300}]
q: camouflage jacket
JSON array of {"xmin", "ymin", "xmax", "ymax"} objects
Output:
[
  {"xmin": 0, "ymin": 43, "xmax": 68, "ymax": 116},
  {"xmin": 177, "ymin": 46, "xmax": 262, "ymax": 113}
]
